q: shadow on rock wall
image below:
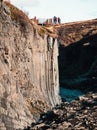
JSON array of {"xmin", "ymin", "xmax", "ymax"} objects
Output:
[{"xmin": 59, "ymin": 34, "xmax": 97, "ymax": 93}]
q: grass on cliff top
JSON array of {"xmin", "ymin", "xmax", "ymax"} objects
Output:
[
  {"xmin": 5, "ymin": 2, "xmax": 58, "ymax": 38},
  {"xmin": 5, "ymin": 2, "xmax": 32, "ymax": 31},
  {"xmin": 37, "ymin": 25, "xmax": 58, "ymax": 39}
]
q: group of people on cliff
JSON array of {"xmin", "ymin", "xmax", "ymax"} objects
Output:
[
  {"xmin": 32, "ymin": 16, "xmax": 61, "ymax": 25},
  {"xmin": 53, "ymin": 16, "xmax": 61, "ymax": 24}
]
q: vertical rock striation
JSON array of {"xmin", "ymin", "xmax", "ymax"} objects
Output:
[{"xmin": 0, "ymin": 2, "xmax": 60, "ymax": 130}]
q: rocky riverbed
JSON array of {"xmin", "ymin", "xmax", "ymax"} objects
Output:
[{"xmin": 27, "ymin": 92, "xmax": 97, "ymax": 130}]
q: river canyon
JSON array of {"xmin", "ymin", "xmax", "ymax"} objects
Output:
[{"xmin": 0, "ymin": 1, "xmax": 97, "ymax": 130}]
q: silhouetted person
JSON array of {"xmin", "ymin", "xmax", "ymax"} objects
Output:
[
  {"xmin": 53, "ymin": 16, "xmax": 57, "ymax": 24},
  {"xmin": 58, "ymin": 17, "xmax": 61, "ymax": 24}
]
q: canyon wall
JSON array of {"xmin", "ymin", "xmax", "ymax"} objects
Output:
[
  {"xmin": 0, "ymin": 2, "xmax": 60, "ymax": 130},
  {"xmin": 57, "ymin": 19, "xmax": 97, "ymax": 91}
]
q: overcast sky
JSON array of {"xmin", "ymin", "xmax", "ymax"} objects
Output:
[{"xmin": 11, "ymin": 0, "xmax": 97, "ymax": 23}]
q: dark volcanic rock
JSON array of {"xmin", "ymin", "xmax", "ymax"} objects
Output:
[
  {"xmin": 28, "ymin": 92, "xmax": 97, "ymax": 130},
  {"xmin": 58, "ymin": 36, "xmax": 97, "ymax": 91}
]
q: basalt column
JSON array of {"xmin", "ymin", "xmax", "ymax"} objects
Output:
[{"xmin": 45, "ymin": 36, "xmax": 60, "ymax": 107}]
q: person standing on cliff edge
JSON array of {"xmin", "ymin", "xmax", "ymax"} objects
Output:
[
  {"xmin": 58, "ymin": 17, "xmax": 61, "ymax": 24},
  {"xmin": 53, "ymin": 16, "xmax": 57, "ymax": 24}
]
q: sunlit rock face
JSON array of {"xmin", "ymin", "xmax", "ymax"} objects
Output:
[
  {"xmin": 57, "ymin": 20, "xmax": 97, "ymax": 91},
  {"xmin": 0, "ymin": 3, "xmax": 60, "ymax": 130}
]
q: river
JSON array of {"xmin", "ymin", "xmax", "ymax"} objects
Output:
[{"xmin": 60, "ymin": 87, "xmax": 83, "ymax": 102}]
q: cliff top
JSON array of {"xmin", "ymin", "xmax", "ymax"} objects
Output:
[
  {"xmin": 5, "ymin": 2, "xmax": 32, "ymax": 27},
  {"xmin": 55, "ymin": 19, "xmax": 97, "ymax": 46},
  {"xmin": 3, "ymin": 1, "xmax": 97, "ymax": 43},
  {"xmin": 35, "ymin": 18, "xmax": 97, "ymax": 46},
  {"xmin": 1, "ymin": 2, "xmax": 58, "ymax": 39}
]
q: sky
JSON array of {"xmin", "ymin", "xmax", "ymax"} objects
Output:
[{"xmin": 11, "ymin": 0, "xmax": 97, "ymax": 23}]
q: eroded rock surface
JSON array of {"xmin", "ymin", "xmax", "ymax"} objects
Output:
[{"xmin": 0, "ymin": 2, "xmax": 60, "ymax": 130}]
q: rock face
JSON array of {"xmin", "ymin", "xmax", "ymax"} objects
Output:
[
  {"xmin": 0, "ymin": 2, "xmax": 60, "ymax": 130},
  {"xmin": 57, "ymin": 19, "xmax": 97, "ymax": 91},
  {"xmin": 28, "ymin": 20, "xmax": 97, "ymax": 130}
]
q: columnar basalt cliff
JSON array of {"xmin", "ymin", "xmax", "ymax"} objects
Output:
[
  {"xmin": 0, "ymin": 2, "xmax": 60, "ymax": 130},
  {"xmin": 29, "ymin": 20, "xmax": 97, "ymax": 129}
]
